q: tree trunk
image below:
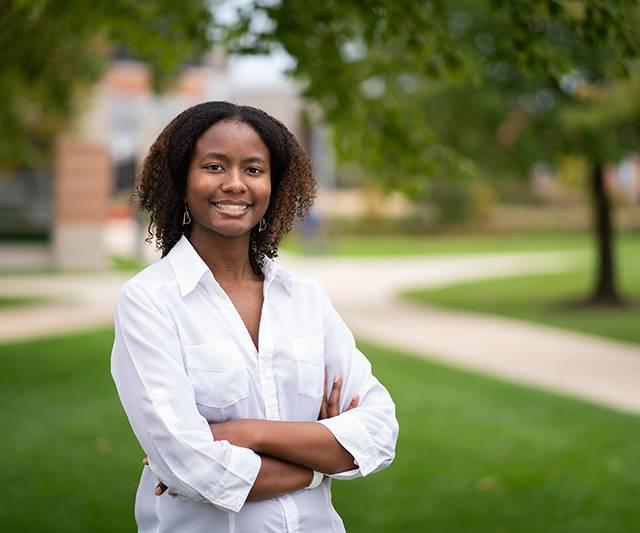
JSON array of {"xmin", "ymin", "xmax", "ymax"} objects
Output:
[{"xmin": 589, "ymin": 161, "xmax": 622, "ymax": 305}]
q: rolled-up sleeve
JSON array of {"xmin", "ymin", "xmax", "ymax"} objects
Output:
[
  {"xmin": 316, "ymin": 294, "xmax": 399, "ymax": 480},
  {"xmin": 110, "ymin": 281, "xmax": 261, "ymax": 512}
]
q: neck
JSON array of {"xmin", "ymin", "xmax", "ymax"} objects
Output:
[{"xmin": 188, "ymin": 226, "xmax": 261, "ymax": 285}]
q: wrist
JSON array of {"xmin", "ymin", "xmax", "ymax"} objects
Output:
[{"xmin": 304, "ymin": 468, "xmax": 314, "ymax": 489}]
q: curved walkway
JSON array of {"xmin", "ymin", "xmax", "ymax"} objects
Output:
[{"xmin": 1, "ymin": 250, "xmax": 639, "ymax": 414}]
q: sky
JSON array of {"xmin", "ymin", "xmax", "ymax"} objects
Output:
[{"xmin": 227, "ymin": 51, "xmax": 294, "ymax": 88}]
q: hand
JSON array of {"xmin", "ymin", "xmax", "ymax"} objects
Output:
[
  {"xmin": 318, "ymin": 373, "xmax": 359, "ymax": 420},
  {"xmin": 143, "ymin": 457, "xmax": 176, "ymax": 497}
]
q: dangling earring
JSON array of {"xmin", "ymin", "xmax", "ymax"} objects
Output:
[
  {"xmin": 258, "ymin": 217, "xmax": 267, "ymax": 232},
  {"xmin": 182, "ymin": 205, "xmax": 192, "ymax": 225}
]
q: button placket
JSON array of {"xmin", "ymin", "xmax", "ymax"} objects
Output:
[
  {"xmin": 258, "ymin": 278, "xmax": 280, "ymax": 420},
  {"xmin": 261, "ymin": 272, "xmax": 300, "ymax": 533}
]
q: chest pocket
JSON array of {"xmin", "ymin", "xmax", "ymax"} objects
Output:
[
  {"xmin": 291, "ymin": 334, "xmax": 325, "ymax": 398},
  {"xmin": 183, "ymin": 341, "xmax": 249, "ymax": 408}
]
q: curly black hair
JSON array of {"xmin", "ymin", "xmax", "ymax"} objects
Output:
[{"xmin": 131, "ymin": 101, "xmax": 317, "ymax": 275}]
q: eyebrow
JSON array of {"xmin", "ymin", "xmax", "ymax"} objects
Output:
[{"xmin": 200, "ymin": 152, "xmax": 268, "ymax": 165}]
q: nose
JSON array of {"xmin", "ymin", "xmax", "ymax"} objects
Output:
[{"xmin": 220, "ymin": 166, "xmax": 247, "ymax": 193}]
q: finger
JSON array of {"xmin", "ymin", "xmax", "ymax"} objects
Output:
[
  {"xmin": 322, "ymin": 372, "xmax": 327, "ymax": 403},
  {"xmin": 143, "ymin": 457, "xmax": 149, "ymax": 465},
  {"xmin": 319, "ymin": 373, "xmax": 328, "ymax": 419},
  {"xmin": 319, "ymin": 398, "xmax": 328, "ymax": 420},
  {"xmin": 347, "ymin": 394, "xmax": 360, "ymax": 411},
  {"xmin": 328, "ymin": 374, "xmax": 342, "ymax": 418},
  {"xmin": 168, "ymin": 490, "xmax": 177, "ymax": 497},
  {"xmin": 154, "ymin": 482, "xmax": 168, "ymax": 496}
]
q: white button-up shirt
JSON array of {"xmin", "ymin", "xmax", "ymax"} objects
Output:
[{"xmin": 110, "ymin": 235, "xmax": 398, "ymax": 533}]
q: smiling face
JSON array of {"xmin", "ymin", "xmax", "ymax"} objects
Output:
[{"xmin": 183, "ymin": 119, "xmax": 272, "ymax": 241}]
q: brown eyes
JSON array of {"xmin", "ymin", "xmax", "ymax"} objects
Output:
[{"xmin": 203, "ymin": 164, "xmax": 264, "ymax": 175}]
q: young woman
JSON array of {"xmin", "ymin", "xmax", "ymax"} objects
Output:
[{"xmin": 111, "ymin": 101, "xmax": 398, "ymax": 533}]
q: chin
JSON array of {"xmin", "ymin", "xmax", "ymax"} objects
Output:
[
  {"xmin": 218, "ymin": 230, "xmax": 253, "ymax": 239},
  {"xmin": 204, "ymin": 223, "xmax": 255, "ymax": 239}
]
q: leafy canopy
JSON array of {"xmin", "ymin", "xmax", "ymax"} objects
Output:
[
  {"xmin": 218, "ymin": 0, "xmax": 640, "ymax": 191},
  {"xmin": 0, "ymin": 0, "xmax": 213, "ymax": 169}
]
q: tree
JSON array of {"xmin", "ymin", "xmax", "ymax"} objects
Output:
[
  {"xmin": 552, "ymin": 77, "xmax": 640, "ymax": 304},
  {"xmin": 0, "ymin": 0, "xmax": 214, "ymax": 169},
  {"xmin": 403, "ymin": 68, "xmax": 640, "ymax": 305},
  {"xmin": 218, "ymin": 0, "xmax": 640, "ymax": 305}
]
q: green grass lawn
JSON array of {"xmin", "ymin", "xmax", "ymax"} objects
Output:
[
  {"xmin": 282, "ymin": 231, "xmax": 599, "ymax": 257},
  {"xmin": 1, "ymin": 330, "xmax": 638, "ymax": 532},
  {"xmin": 0, "ymin": 295, "xmax": 55, "ymax": 308},
  {"xmin": 110, "ymin": 255, "xmax": 149, "ymax": 272},
  {"xmin": 402, "ymin": 237, "xmax": 640, "ymax": 345}
]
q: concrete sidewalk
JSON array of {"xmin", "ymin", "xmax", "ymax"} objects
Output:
[
  {"xmin": 1, "ymin": 250, "xmax": 638, "ymax": 414},
  {"xmin": 0, "ymin": 272, "xmax": 129, "ymax": 342}
]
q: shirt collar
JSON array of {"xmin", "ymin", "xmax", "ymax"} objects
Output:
[
  {"xmin": 167, "ymin": 234, "xmax": 292, "ymax": 298},
  {"xmin": 261, "ymin": 253, "xmax": 293, "ymax": 297}
]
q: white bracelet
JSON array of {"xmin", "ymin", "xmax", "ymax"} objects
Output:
[{"xmin": 305, "ymin": 470, "xmax": 324, "ymax": 490}]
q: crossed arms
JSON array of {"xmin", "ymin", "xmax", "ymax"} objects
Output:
[{"xmin": 153, "ymin": 375, "xmax": 360, "ymax": 501}]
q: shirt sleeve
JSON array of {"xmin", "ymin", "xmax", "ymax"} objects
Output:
[
  {"xmin": 110, "ymin": 280, "xmax": 261, "ymax": 512},
  {"xmin": 315, "ymin": 288, "xmax": 399, "ymax": 480}
]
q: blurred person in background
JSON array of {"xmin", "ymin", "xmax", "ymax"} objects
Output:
[{"xmin": 110, "ymin": 101, "xmax": 398, "ymax": 532}]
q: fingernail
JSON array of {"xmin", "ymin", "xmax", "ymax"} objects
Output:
[
  {"xmin": 334, "ymin": 374, "xmax": 341, "ymax": 384},
  {"xmin": 354, "ymin": 394, "xmax": 359, "ymax": 403}
]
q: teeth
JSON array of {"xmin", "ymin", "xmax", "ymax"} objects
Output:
[{"xmin": 214, "ymin": 203, "xmax": 249, "ymax": 211}]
